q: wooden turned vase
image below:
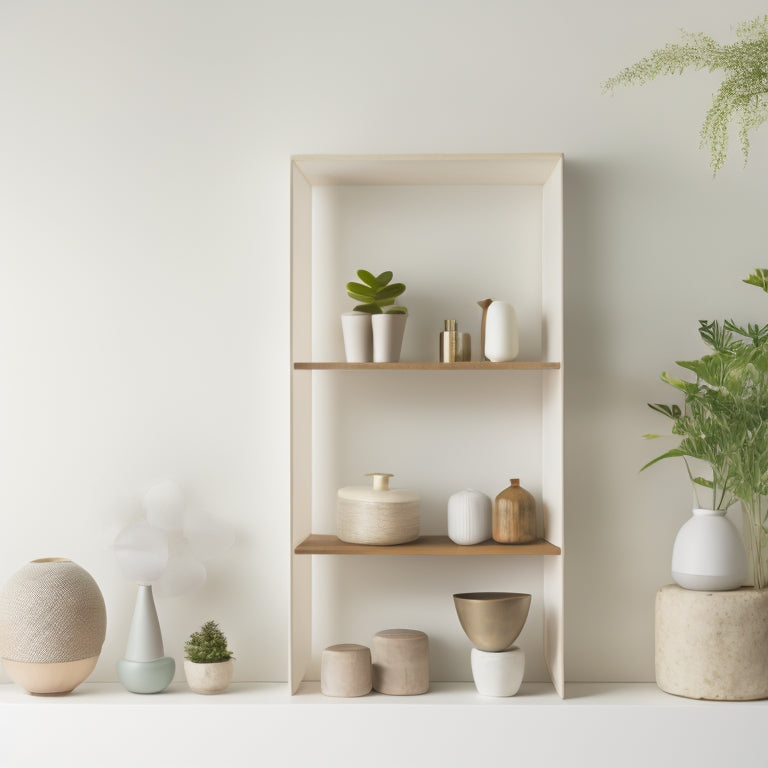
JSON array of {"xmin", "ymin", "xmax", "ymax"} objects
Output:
[{"xmin": 492, "ymin": 479, "xmax": 536, "ymax": 544}]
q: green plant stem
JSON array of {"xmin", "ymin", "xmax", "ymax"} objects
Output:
[{"xmin": 742, "ymin": 496, "xmax": 768, "ymax": 589}]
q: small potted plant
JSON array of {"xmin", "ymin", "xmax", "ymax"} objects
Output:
[
  {"xmin": 341, "ymin": 269, "xmax": 408, "ymax": 363},
  {"xmin": 183, "ymin": 620, "xmax": 234, "ymax": 694}
]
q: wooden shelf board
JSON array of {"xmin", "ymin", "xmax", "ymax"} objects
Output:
[
  {"xmin": 294, "ymin": 361, "xmax": 561, "ymax": 371},
  {"xmin": 294, "ymin": 534, "xmax": 561, "ymax": 556}
]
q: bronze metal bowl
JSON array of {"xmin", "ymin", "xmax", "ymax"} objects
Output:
[{"xmin": 453, "ymin": 591, "xmax": 531, "ymax": 652}]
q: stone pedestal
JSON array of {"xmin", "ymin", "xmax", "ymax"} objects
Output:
[
  {"xmin": 371, "ymin": 629, "xmax": 429, "ymax": 695},
  {"xmin": 320, "ymin": 644, "xmax": 372, "ymax": 698},
  {"xmin": 655, "ymin": 584, "xmax": 768, "ymax": 701}
]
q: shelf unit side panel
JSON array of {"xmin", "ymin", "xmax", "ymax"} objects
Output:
[
  {"xmin": 290, "ymin": 162, "xmax": 314, "ymax": 691},
  {"xmin": 540, "ymin": 157, "xmax": 565, "ymax": 698},
  {"xmin": 543, "ymin": 556, "xmax": 565, "ymax": 698}
]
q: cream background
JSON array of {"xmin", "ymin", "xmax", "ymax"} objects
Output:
[{"xmin": 2, "ymin": 0, "xmax": 768, "ymax": 684}]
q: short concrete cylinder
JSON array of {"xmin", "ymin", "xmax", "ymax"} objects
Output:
[
  {"xmin": 320, "ymin": 644, "xmax": 372, "ymax": 698},
  {"xmin": 371, "ymin": 629, "xmax": 429, "ymax": 695},
  {"xmin": 655, "ymin": 584, "xmax": 768, "ymax": 701}
]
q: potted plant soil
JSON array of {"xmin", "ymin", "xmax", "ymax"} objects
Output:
[{"xmin": 183, "ymin": 620, "xmax": 235, "ymax": 694}]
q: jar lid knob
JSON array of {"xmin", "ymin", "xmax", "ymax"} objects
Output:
[
  {"xmin": 365, "ymin": 473, "xmax": 394, "ymax": 491},
  {"xmin": 509, "ymin": 478, "xmax": 520, "ymax": 487}
]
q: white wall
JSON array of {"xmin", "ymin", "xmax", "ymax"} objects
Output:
[{"xmin": 2, "ymin": 0, "xmax": 768, "ymax": 684}]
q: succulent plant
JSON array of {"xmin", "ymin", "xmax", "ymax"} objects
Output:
[{"xmin": 346, "ymin": 269, "xmax": 407, "ymax": 314}]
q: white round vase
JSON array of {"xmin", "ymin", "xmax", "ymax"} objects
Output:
[
  {"xmin": 483, "ymin": 301, "xmax": 519, "ymax": 362},
  {"xmin": 671, "ymin": 508, "xmax": 747, "ymax": 591},
  {"xmin": 447, "ymin": 489, "xmax": 492, "ymax": 545},
  {"xmin": 184, "ymin": 659, "xmax": 233, "ymax": 695},
  {"xmin": 0, "ymin": 558, "xmax": 107, "ymax": 695},
  {"xmin": 470, "ymin": 646, "xmax": 525, "ymax": 697}
]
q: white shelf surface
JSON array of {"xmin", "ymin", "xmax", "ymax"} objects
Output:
[{"xmin": 1, "ymin": 682, "xmax": 766, "ymax": 767}]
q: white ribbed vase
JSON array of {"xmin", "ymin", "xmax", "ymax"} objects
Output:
[
  {"xmin": 0, "ymin": 558, "xmax": 107, "ymax": 695},
  {"xmin": 447, "ymin": 489, "xmax": 492, "ymax": 545}
]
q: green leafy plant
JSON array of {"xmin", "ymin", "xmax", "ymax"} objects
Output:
[
  {"xmin": 603, "ymin": 16, "xmax": 768, "ymax": 174},
  {"xmin": 643, "ymin": 270, "xmax": 768, "ymax": 587},
  {"xmin": 346, "ymin": 269, "xmax": 407, "ymax": 314},
  {"xmin": 184, "ymin": 620, "xmax": 234, "ymax": 663}
]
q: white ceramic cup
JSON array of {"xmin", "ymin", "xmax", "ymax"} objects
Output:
[{"xmin": 470, "ymin": 646, "xmax": 525, "ymax": 697}]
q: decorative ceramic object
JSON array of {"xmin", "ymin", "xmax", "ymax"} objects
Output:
[
  {"xmin": 656, "ymin": 585, "xmax": 768, "ymax": 700},
  {"xmin": 477, "ymin": 298, "xmax": 492, "ymax": 361},
  {"xmin": 371, "ymin": 629, "xmax": 429, "ymax": 695},
  {"xmin": 371, "ymin": 313, "xmax": 408, "ymax": 362},
  {"xmin": 670, "ymin": 508, "xmax": 747, "ymax": 590},
  {"xmin": 470, "ymin": 646, "xmax": 525, "ymax": 697},
  {"xmin": 321, "ymin": 643, "xmax": 372, "ymax": 697},
  {"xmin": 337, "ymin": 473, "xmax": 420, "ymax": 545},
  {"xmin": 492, "ymin": 478, "xmax": 537, "ymax": 544},
  {"xmin": 439, "ymin": 319, "xmax": 471, "ymax": 362},
  {"xmin": 341, "ymin": 312, "xmax": 373, "ymax": 363},
  {"xmin": 0, "ymin": 558, "xmax": 107, "ymax": 695},
  {"xmin": 116, "ymin": 585, "xmax": 175, "ymax": 694},
  {"xmin": 447, "ymin": 489, "xmax": 492, "ymax": 545},
  {"xmin": 483, "ymin": 300, "xmax": 519, "ymax": 362},
  {"xmin": 453, "ymin": 592, "xmax": 531, "ymax": 652},
  {"xmin": 184, "ymin": 659, "xmax": 233, "ymax": 695}
]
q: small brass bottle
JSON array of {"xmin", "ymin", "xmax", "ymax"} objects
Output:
[{"xmin": 492, "ymin": 478, "xmax": 537, "ymax": 544}]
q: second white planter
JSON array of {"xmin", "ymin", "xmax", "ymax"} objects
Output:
[{"xmin": 371, "ymin": 314, "xmax": 407, "ymax": 363}]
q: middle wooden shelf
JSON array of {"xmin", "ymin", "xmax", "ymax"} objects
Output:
[{"xmin": 295, "ymin": 534, "xmax": 561, "ymax": 556}]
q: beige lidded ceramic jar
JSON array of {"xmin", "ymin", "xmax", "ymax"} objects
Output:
[{"xmin": 337, "ymin": 473, "xmax": 420, "ymax": 545}]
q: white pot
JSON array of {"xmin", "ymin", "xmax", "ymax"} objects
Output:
[
  {"xmin": 470, "ymin": 646, "xmax": 525, "ymax": 697},
  {"xmin": 341, "ymin": 312, "xmax": 373, "ymax": 362},
  {"xmin": 184, "ymin": 659, "xmax": 233, "ymax": 694},
  {"xmin": 447, "ymin": 489, "xmax": 492, "ymax": 545},
  {"xmin": 371, "ymin": 313, "xmax": 408, "ymax": 363},
  {"xmin": 671, "ymin": 508, "xmax": 748, "ymax": 591},
  {"xmin": 484, "ymin": 301, "xmax": 519, "ymax": 362}
]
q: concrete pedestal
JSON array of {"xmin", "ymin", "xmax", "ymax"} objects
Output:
[
  {"xmin": 371, "ymin": 629, "xmax": 429, "ymax": 695},
  {"xmin": 655, "ymin": 584, "xmax": 768, "ymax": 701},
  {"xmin": 320, "ymin": 644, "xmax": 372, "ymax": 697}
]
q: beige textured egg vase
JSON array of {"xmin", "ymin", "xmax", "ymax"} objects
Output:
[
  {"xmin": 0, "ymin": 558, "xmax": 107, "ymax": 695},
  {"xmin": 492, "ymin": 479, "xmax": 537, "ymax": 544}
]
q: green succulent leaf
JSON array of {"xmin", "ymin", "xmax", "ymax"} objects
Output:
[
  {"xmin": 374, "ymin": 283, "xmax": 406, "ymax": 301},
  {"xmin": 346, "ymin": 281, "xmax": 376, "ymax": 298},
  {"xmin": 357, "ymin": 270, "xmax": 379, "ymax": 289},
  {"xmin": 353, "ymin": 303, "xmax": 382, "ymax": 314},
  {"xmin": 376, "ymin": 271, "xmax": 393, "ymax": 286},
  {"xmin": 385, "ymin": 306, "xmax": 408, "ymax": 315}
]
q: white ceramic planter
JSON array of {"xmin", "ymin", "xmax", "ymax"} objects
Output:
[
  {"xmin": 470, "ymin": 646, "xmax": 525, "ymax": 697},
  {"xmin": 447, "ymin": 489, "xmax": 492, "ymax": 545},
  {"xmin": 341, "ymin": 312, "xmax": 373, "ymax": 362},
  {"xmin": 371, "ymin": 313, "xmax": 407, "ymax": 362},
  {"xmin": 484, "ymin": 301, "xmax": 519, "ymax": 362},
  {"xmin": 671, "ymin": 508, "xmax": 747, "ymax": 590},
  {"xmin": 184, "ymin": 659, "xmax": 234, "ymax": 694}
]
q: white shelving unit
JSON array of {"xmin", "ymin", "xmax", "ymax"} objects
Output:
[{"xmin": 290, "ymin": 154, "xmax": 564, "ymax": 696}]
